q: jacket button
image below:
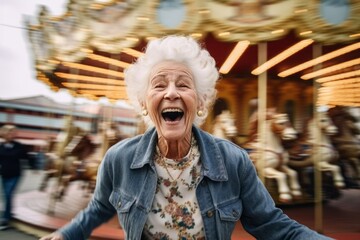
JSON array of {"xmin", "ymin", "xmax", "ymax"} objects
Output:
[
  {"xmin": 206, "ymin": 210, "xmax": 213, "ymax": 218},
  {"xmin": 233, "ymin": 210, "xmax": 239, "ymax": 217},
  {"xmin": 118, "ymin": 201, "xmax": 122, "ymax": 208}
]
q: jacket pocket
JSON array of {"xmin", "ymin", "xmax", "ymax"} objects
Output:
[
  {"xmin": 218, "ymin": 199, "xmax": 242, "ymax": 221},
  {"xmin": 217, "ymin": 199, "xmax": 243, "ymax": 238},
  {"xmin": 110, "ymin": 190, "xmax": 136, "ymax": 212},
  {"xmin": 109, "ymin": 189, "xmax": 136, "ymax": 230}
]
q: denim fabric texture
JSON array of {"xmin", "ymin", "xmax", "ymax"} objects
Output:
[{"xmin": 59, "ymin": 126, "xmax": 333, "ymax": 240}]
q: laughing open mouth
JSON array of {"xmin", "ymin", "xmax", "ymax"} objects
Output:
[{"xmin": 162, "ymin": 108, "xmax": 184, "ymax": 122}]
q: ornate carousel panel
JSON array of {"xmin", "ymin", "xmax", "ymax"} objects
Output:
[{"xmin": 25, "ymin": 0, "xmax": 360, "ymax": 106}]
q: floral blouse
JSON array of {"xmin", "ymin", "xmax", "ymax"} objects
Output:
[{"xmin": 143, "ymin": 137, "xmax": 205, "ymax": 240}]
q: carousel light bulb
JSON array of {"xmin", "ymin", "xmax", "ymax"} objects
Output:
[
  {"xmin": 219, "ymin": 40, "xmax": 250, "ymax": 74},
  {"xmin": 252, "ymin": 39, "xmax": 313, "ymax": 75},
  {"xmin": 279, "ymin": 42, "xmax": 360, "ymax": 77},
  {"xmin": 302, "ymin": 59, "xmax": 360, "ymax": 80}
]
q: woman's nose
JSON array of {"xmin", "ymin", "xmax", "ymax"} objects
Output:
[{"xmin": 164, "ymin": 84, "xmax": 179, "ymax": 99}]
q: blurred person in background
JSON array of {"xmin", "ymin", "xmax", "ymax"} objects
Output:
[
  {"xmin": 40, "ymin": 35, "xmax": 333, "ymax": 240},
  {"xmin": 0, "ymin": 124, "xmax": 30, "ymax": 230}
]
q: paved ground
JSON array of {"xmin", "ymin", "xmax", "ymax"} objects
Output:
[{"xmin": 0, "ymin": 226, "xmax": 39, "ymax": 240}]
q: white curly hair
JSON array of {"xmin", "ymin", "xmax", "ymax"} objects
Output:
[{"xmin": 125, "ymin": 35, "xmax": 219, "ymax": 127}]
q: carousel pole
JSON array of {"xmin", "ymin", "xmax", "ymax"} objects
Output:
[
  {"xmin": 47, "ymin": 68, "xmax": 78, "ymax": 215},
  {"xmin": 257, "ymin": 42, "xmax": 267, "ymax": 183},
  {"xmin": 101, "ymin": 103, "xmax": 114, "ymax": 158},
  {"xmin": 43, "ymin": 109, "xmax": 54, "ymax": 214},
  {"xmin": 312, "ymin": 43, "xmax": 324, "ymax": 233},
  {"xmin": 101, "ymin": 54, "xmax": 116, "ymax": 158}
]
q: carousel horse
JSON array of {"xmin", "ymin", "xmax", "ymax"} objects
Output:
[
  {"xmin": 55, "ymin": 133, "xmax": 98, "ymax": 198},
  {"xmin": 288, "ymin": 111, "xmax": 345, "ymax": 189},
  {"xmin": 329, "ymin": 106, "xmax": 360, "ymax": 187},
  {"xmin": 40, "ymin": 120, "xmax": 127, "ymax": 199},
  {"xmin": 40, "ymin": 124, "xmax": 97, "ymax": 199},
  {"xmin": 39, "ymin": 116, "xmax": 83, "ymax": 192},
  {"xmin": 243, "ymin": 109, "xmax": 301, "ymax": 203},
  {"xmin": 212, "ymin": 110, "xmax": 238, "ymax": 142},
  {"xmin": 74, "ymin": 121, "xmax": 127, "ymax": 195}
]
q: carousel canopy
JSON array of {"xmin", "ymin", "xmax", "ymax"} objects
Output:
[{"xmin": 25, "ymin": 0, "xmax": 360, "ymax": 106}]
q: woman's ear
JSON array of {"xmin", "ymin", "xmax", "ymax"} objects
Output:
[
  {"xmin": 197, "ymin": 95, "xmax": 206, "ymax": 117},
  {"xmin": 140, "ymin": 101, "xmax": 148, "ymax": 116},
  {"xmin": 139, "ymin": 99, "xmax": 146, "ymax": 110},
  {"xmin": 198, "ymin": 94, "xmax": 207, "ymax": 111}
]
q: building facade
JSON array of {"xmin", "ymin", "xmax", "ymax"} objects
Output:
[{"xmin": 0, "ymin": 95, "xmax": 139, "ymax": 149}]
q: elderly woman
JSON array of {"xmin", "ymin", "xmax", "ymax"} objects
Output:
[{"xmin": 40, "ymin": 36, "xmax": 332, "ymax": 239}]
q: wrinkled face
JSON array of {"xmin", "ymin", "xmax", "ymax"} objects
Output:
[{"xmin": 145, "ymin": 61, "xmax": 199, "ymax": 142}]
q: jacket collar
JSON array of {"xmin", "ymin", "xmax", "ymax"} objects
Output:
[{"xmin": 131, "ymin": 126, "xmax": 228, "ymax": 182}]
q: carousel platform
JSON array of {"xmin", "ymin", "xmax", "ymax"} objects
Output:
[
  {"xmin": 6, "ymin": 175, "xmax": 360, "ymax": 240},
  {"xmin": 11, "ymin": 182, "xmax": 124, "ymax": 240}
]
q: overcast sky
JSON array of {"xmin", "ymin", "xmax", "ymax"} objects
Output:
[{"xmin": 0, "ymin": 0, "xmax": 125, "ymax": 106}]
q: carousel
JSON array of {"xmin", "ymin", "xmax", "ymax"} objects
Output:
[{"xmin": 12, "ymin": 0, "xmax": 360, "ymax": 239}]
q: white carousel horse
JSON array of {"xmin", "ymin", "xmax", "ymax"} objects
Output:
[
  {"xmin": 329, "ymin": 107, "xmax": 360, "ymax": 186},
  {"xmin": 212, "ymin": 110, "xmax": 238, "ymax": 141},
  {"xmin": 244, "ymin": 109, "xmax": 301, "ymax": 203},
  {"xmin": 301, "ymin": 112, "xmax": 345, "ymax": 188}
]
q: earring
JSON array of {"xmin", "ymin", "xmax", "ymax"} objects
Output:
[
  {"xmin": 142, "ymin": 109, "xmax": 148, "ymax": 116},
  {"xmin": 197, "ymin": 110, "xmax": 204, "ymax": 117}
]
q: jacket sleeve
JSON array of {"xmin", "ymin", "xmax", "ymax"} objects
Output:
[
  {"xmin": 239, "ymin": 152, "xmax": 333, "ymax": 240},
  {"xmin": 58, "ymin": 150, "xmax": 116, "ymax": 240}
]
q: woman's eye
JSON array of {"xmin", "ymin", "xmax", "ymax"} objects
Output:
[
  {"xmin": 154, "ymin": 84, "xmax": 165, "ymax": 88},
  {"xmin": 153, "ymin": 81, "xmax": 166, "ymax": 88},
  {"xmin": 177, "ymin": 81, "xmax": 191, "ymax": 88}
]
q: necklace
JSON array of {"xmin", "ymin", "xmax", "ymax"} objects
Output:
[{"xmin": 159, "ymin": 141, "xmax": 194, "ymax": 187}]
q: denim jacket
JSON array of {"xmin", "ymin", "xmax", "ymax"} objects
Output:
[{"xmin": 59, "ymin": 126, "xmax": 332, "ymax": 240}]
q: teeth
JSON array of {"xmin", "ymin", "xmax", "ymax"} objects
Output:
[{"xmin": 162, "ymin": 108, "xmax": 183, "ymax": 113}]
